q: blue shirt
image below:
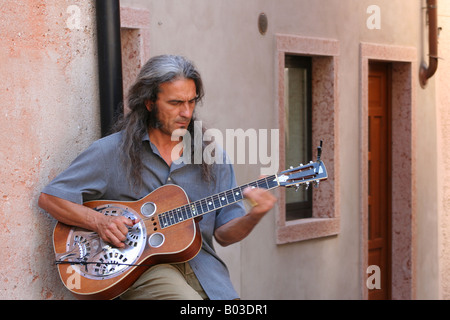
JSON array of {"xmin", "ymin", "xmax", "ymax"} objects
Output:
[{"xmin": 42, "ymin": 131, "xmax": 246, "ymax": 299}]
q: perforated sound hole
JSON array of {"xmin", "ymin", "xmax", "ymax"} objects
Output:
[
  {"xmin": 141, "ymin": 202, "xmax": 157, "ymax": 217},
  {"xmin": 148, "ymin": 233, "xmax": 165, "ymax": 248}
]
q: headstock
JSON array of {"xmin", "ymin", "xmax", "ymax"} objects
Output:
[
  {"xmin": 276, "ymin": 140, "xmax": 328, "ymax": 189},
  {"xmin": 276, "ymin": 160, "xmax": 327, "ymax": 189}
]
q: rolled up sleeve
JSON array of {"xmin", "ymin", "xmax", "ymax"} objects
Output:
[{"xmin": 42, "ymin": 139, "xmax": 109, "ymax": 204}]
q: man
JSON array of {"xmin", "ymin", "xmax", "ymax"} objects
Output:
[{"xmin": 39, "ymin": 55, "xmax": 276, "ymax": 300}]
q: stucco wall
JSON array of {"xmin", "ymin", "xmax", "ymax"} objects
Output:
[
  {"xmin": 120, "ymin": 0, "xmax": 440, "ymax": 299},
  {"xmin": 437, "ymin": 0, "xmax": 450, "ymax": 299},
  {"xmin": 0, "ymin": 1, "xmax": 99, "ymax": 299}
]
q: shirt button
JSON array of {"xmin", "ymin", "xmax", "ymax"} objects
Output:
[{"xmin": 167, "ymin": 177, "xmax": 172, "ymax": 182}]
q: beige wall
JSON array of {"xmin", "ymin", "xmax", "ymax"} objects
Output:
[{"xmin": 0, "ymin": 0, "xmax": 447, "ymax": 299}]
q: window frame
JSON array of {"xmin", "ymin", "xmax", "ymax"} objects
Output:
[{"xmin": 276, "ymin": 34, "xmax": 340, "ymax": 244}]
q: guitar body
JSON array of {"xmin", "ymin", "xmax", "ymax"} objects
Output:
[{"xmin": 53, "ymin": 184, "xmax": 202, "ymax": 300}]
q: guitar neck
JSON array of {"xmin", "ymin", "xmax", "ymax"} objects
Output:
[{"xmin": 158, "ymin": 175, "xmax": 278, "ymax": 229}]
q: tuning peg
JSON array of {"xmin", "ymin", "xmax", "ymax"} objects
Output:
[
  {"xmin": 295, "ymin": 184, "xmax": 300, "ymax": 191},
  {"xmin": 313, "ymin": 180, "xmax": 320, "ymax": 188},
  {"xmin": 305, "ymin": 182, "xmax": 310, "ymax": 190},
  {"xmin": 290, "ymin": 166, "xmax": 294, "ymax": 169},
  {"xmin": 317, "ymin": 140, "xmax": 323, "ymax": 161}
]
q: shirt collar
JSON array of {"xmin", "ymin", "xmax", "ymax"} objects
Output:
[{"xmin": 142, "ymin": 131, "xmax": 188, "ymax": 170}]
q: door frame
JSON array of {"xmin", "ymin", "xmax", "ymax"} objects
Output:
[{"xmin": 359, "ymin": 43, "xmax": 417, "ymax": 299}]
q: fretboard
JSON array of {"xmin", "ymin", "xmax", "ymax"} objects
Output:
[{"xmin": 158, "ymin": 175, "xmax": 278, "ymax": 229}]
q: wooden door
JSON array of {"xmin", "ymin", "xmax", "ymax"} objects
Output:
[{"xmin": 368, "ymin": 62, "xmax": 391, "ymax": 300}]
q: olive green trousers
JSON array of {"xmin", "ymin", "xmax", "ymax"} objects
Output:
[{"xmin": 120, "ymin": 262, "xmax": 208, "ymax": 300}]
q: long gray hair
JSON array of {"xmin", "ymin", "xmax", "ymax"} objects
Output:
[{"xmin": 114, "ymin": 55, "xmax": 213, "ymax": 189}]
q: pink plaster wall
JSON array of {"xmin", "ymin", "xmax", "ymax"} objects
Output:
[
  {"xmin": 0, "ymin": 2, "xmax": 151, "ymax": 300},
  {"xmin": 120, "ymin": 6, "xmax": 150, "ymax": 113},
  {"xmin": 0, "ymin": 1, "xmax": 98, "ymax": 299}
]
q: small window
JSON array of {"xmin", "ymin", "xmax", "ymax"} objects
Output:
[
  {"xmin": 284, "ymin": 55, "xmax": 312, "ymax": 220},
  {"xmin": 276, "ymin": 34, "xmax": 339, "ymax": 244}
]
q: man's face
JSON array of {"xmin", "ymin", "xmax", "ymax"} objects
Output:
[{"xmin": 146, "ymin": 78, "xmax": 197, "ymax": 137}]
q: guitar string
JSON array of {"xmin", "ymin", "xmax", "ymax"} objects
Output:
[{"xmin": 150, "ymin": 175, "xmax": 277, "ymax": 225}]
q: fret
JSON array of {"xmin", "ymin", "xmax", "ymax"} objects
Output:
[
  {"xmin": 190, "ymin": 203, "xmax": 199, "ymax": 216},
  {"xmin": 161, "ymin": 212, "xmax": 168, "ymax": 227},
  {"xmin": 175, "ymin": 207, "xmax": 184, "ymax": 222},
  {"xmin": 206, "ymin": 196, "xmax": 215, "ymax": 211},
  {"xmin": 179, "ymin": 206, "xmax": 187, "ymax": 221},
  {"xmin": 212, "ymin": 194, "xmax": 221, "ymax": 208},
  {"xmin": 200, "ymin": 198, "xmax": 209, "ymax": 213},
  {"xmin": 184, "ymin": 205, "xmax": 192, "ymax": 219},
  {"xmin": 174, "ymin": 209, "xmax": 180, "ymax": 223},
  {"xmin": 173, "ymin": 208, "xmax": 179, "ymax": 221},
  {"xmin": 248, "ymin": 181, "xmax": 258, "ymax": 189},
  {"xmin": 168, "ymin": 211, "xmax": 175, "ymax": 225},
  {"xmin": 158, "ymin": 213, "xmax": 166, "ymax": 227},
  {"xmin": 186, "ymin": 204, "xmax": 192, "ymax": 217},
  {"xmin": 172, "ymin": 208, "xmax": 180, "ymax": 222},
  {"xmin": 170, "ymin": 210, "xmax": 176, "ymax": 223},
  {"xmin": 261, "ymin": 177, "xmax": 269, "ymax": 189},
  {"xmin": 233, "ymin": 188, "xmax": 243, "ymax": 201},
  {"xmin": 238, "ymin": 185, "xmax": 247, "ymax": 197},
  {"xmin": 188, "ymin": 204, "xmax": 195, "ymax": 217},
  {"xmin": 257, "ymin": 179, "xmax": 267, "ymax": 189},
  {"xmin": 196, "ymin": 202, "xmax": 204, "ymax": 215},
  {"xmin": 162, "ymin": 212, "xmax": 169, "ymax": 226},
  {"xmin": 226, "ymin": 190, "xmax": 234, "ymax": 203},
  {"xmin": 267, "ymin": 175, "xmax": 278, "ymax": 189},
  {"xmin": 218, "ymin": 192, "xmax": 228, "ymax": 207},
  {"xmin": 172, "ymin": 208, "xmax": 178, "ymax": 221},
  {"xmin": 165, "ymin": 213, "xmax": 171, "ymax": 226}
]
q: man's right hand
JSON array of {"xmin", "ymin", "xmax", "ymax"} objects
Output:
[
  {"xmin": 38, "ymin": 193, "xmax": 139, "ymax": 248},
  {"xmin": 94, "ymin": 215, "xmax": 139, "ymax": 248}
]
